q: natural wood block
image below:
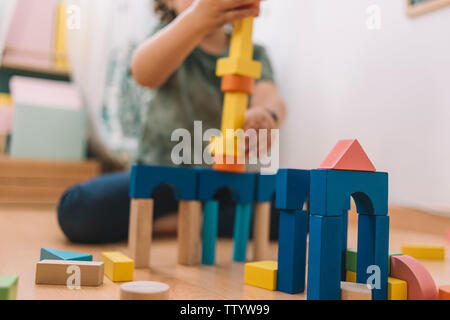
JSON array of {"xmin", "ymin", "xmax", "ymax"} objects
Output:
[
  {"xmin": 253, "ymin": 202, "xmax": 271, "ymax": 261},
  {"xmin": 35, "ymin": 260, "xmax": 104, "ymax": 286},
  {"xmin": 340, "ymin": 281, "xmax": 372, "ymax": 300},
  {"xmin": 128, "ymin": 199, "xmax": 153, "ymax": 268},
  {"xmin": 101, "ymin": 252, "xmax": 134, "ymax": 282},
  {"xmin": 177, "ymin": 200, "xmax": 202, "ymax": 265},
  {"xmin": 120, "ymin": 281, "xmax": 170, "ymax": 300}
]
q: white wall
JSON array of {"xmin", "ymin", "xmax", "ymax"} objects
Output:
[{"xmin": 254, "ymin": 0, "xmax": 450, "ymax": 214}]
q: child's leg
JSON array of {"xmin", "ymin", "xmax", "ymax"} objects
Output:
[{"xmin": 57, "ymin": 171, "xmax": 178, "ymax": 244}]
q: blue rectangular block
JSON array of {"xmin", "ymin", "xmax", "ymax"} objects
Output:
[
  {"xmin": 233, "ymin": 203, "xmax": 253, "ymax": 262},
  {"xmin": 198, "ymin": 169, "xmax": 256, "ymax": 203},
  {"xmin": 277, "ymin": 210, "xmax": 308, "ymax": 294},
  {"xmin": 129, "ymin": 164, "xmax": 198, "ymax": 200},
  {"xmin": 307, "ymin": 215, "xmax": 343, "ymax": 300},
  {"xmin": 202, "ymin": 201, "xmax": 219, "ymax": 265},
  {"xmin": 275, "ymin": 169, "xmax": 310, "ymax": 210},
  {"xmin": 40, "ymin": 248, "xmax": 92, "ymax": 261},
  {"xmin": 310, "ymin": 169, "xmax": 388, "ymax": 216},
  {"xmin": 254, "ymin": 173, "xmax": 277, "ymax": 202},
  {"xmin": 356, "ymin": 215, "xmax": 389, "ymax": 300}
]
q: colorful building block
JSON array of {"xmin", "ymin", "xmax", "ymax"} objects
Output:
[
  {"xmin": 318, "ymin": 139, "xmax": 375, "ymax": 172},
  {"xmin": 307, "ymin": 215, "xmax": 343, "ymax": 300},
  {"xmin": 277, "ymin": 210, "xmax": 308, "ymax": 294},
  {"xmin": 0, "ymin": 275, "xmax": 18, "ymax": 300},
  {"xmin": 40, "ymin": 247, "xmax": 92, "ymax": 261},
  {"xmin": 346, "ymin": 249, "xmax": 357, "ymax": 272},
  {"xmin": 221, "ymin": 74, "xmax": 254, "ymax": 95},
  {"xmin": 129, "ymin": 164, "xmax": 198, "ymax": 200},
  {"xmin": 401, "ymin": 243, "xmax": 445, "ymax": 260},
  {"xmin": 197, "ymin": 169, "xmax": 256, "ymax": 202},
  {"xmin": 233, "ymin": 203, "xmax": 253, "ymax": 262},
  {"xmin": 216, "ymin": 57, "xmax": 262, "ymax": 79},
  {"xmin": 244, "ymin": 261, "xmax": 278, "ymax": 291},
  {"xmin": 439, "ymin": 285, "xmax": 450, "ymax": 300},
  {"xmin": 202, "ymin": 201, "xmax": 219, "ymax": 265},
  {"xmin": 275, "ymin": 169, "xmax": 310, "ymax": 211},
  {"xmin": 35, "ymin": 260, "xmax": 104, "ymax": 286},
  {"xmin": 390, "ymin": 255, "xmax": 438, "ymax": 300},
  {"xmin": 340, "ymin": 281, "xmax": 372, "ymax": 300},
  {"xmin": 255, "ymin": 173, "xmax": 277, "ymax": 202},
  {"xmin": 120, "ymin": 281, "xmax": 170, "ymax": 300},
  {"xmin": 310, "ymin": 169, "xmax": 388, "ymax": 216},
  {"xmin": 356, "ymin": 214, "xmax": 389, "ymax": 300},
  {"xmin": 388, "ymin": 277, "xmax": 407, "ymax": 300},
  {"xmin": 220, "ymin": 92, "xmax": 248, "ymax": 132},
  {"xmin": 101, "ymin": 252, "xmax": 134, "ymax": 282},
  {"xmin": 346, "ymin": 271, "xmax": 357, "ymax": 283},
  {"xmin": 229, "ymin": 17, "xmax": 255, "ymax": 60}
]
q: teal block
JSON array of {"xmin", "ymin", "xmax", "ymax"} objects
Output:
[
  {"xmin": 0, "ymin": 275, "xmax": 19, "ymax": 300},
  {"xmin": 233, "ymin": 203, "xmax": 253, "ymax": 262},
  {"xmin": 40, "ymin": 248, "xmax": 92, "ymax": 261},
  {"xmin": 202, "ymin": 201, "xmax": 219, "ymax": 265},
  {"xmin": 346, "ymin": 249, "xmax": 357, "ymax": 272},
  {"xmin": 10, "ymin": 104, "xmax": 87, "ymax": 160}
]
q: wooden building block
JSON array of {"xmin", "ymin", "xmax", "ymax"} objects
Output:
[
  {"xmin": 202, "ymin": 201, "xmax": 219, "ymax": 265},
  {"xmin": 244, "ymin": 261, "xmax": 277, "ymax": 291},
  {"xmin": 439, "ymin": 285, "xmax": 450, "ymax": 300},
  {"xmin": 221, "ymin": 74, "xmax": 254, "ymax": 95},
  {"xmin": 128, "ymin": 199, "xmax": 153, "ymax": 268},
  {"xmin": 101, "ymin": 252, "xmax": 134, "ymax": 282},
  {"xmin": 216, "ymin": 57, "xmax": 262, "ymax": 79},
  {"xmin": 213, "ymin": 154, "xmax": 246, "ymax": 173},
  {"xmin": 120, "ymin": 281, "xmax": 170, "ymax": 300},
  {"xmin": 388, "ymin": 277, "xmax": 407, "ymax": 300},
  {"xmin": 401, "ymin": 243, "xmax": 445, "ymax": 260},
  {"xmin": 0, "ymin": 275, "xmax": 18, "ymax": 300},
  {"xmin": 340, "ymin": 281, "xmax": 372, "ymax": 300},
  {"xmin": 253, "ymin": 202, "xmax": 271, "ymax": 261},
  {"xmin": 390, "ymin": 255, "xmax": 438, "ymax": 300},
  {"xmin": 35, "ymin": 260, "xmax": 103, "ymax": 286},
  {"xmin": 177, "ymin": 200, "xmax": 202, "ymax": 266},
  {"xmin": 220, "ymin": 92, "xmax": 248, "ymax": 131},
  {"xmin": 40, "ymin": 247, "xmax": 92, "ymax": 261},
  {"xmin": 345, "ymin": 249, "xmax": 357, "ymax": 272},
  {"xmin": 229, "ymin": 17, "xmax": 254, "ymax": 60},
  {"xmin": 233, "ymin": 203, "xmax": 253, "ymax": 262},
  {"xmin": 346, "ymin": 270, "xmax": 356, "ymax": 283}
]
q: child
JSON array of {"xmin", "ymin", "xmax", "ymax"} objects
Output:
[{"xmin": 57, "ymin": 0, "xmax": 286, "ymax": 244}]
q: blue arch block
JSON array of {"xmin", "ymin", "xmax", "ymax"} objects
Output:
[
  {"xmin": 255, "ymin": 173, "xmax": 277, "ymax": 202},
  {"xmin": 129, "ymin": 164, "xmax": 198, "ymax": 200},
  {"xmin": 197, "ymin": 170, "xmax": 256, "ymax": 203},
  {"xmin": 275, "ymin": 169, "xmax": 310, "ymax": 210},
  {"xmin": 310, "ymin": 169, "xmax": 388, "ymax": 216}
]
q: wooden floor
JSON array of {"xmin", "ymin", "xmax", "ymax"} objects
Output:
[{"xmin": 0, "ymin": 206, "xmax": 449, "ymax": 300}]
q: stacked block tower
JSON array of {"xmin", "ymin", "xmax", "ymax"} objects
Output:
[{"xmin": 213, "ymin": 2, "xmax": 261, "ymax": 173}]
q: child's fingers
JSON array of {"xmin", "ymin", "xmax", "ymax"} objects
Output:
[
  {"xmin": 223, "ymin": 6, "xmax": 260, "ymax": 22},
  {"xmin": 222, "ymin": 0, "xmax": 260, "ymax": 10}
]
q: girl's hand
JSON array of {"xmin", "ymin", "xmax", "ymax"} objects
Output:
[
  {"xmin": 243, "ymin": 107, "xmax": 277, "ymax": 159},
  {"xmin": 187, "ymin": 0, "xmax": 261, "ymax": 35}
]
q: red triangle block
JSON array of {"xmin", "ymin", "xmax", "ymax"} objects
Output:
[{"xmin": 318, "ymin": 139, "xmax": 376, "ymax": 172}]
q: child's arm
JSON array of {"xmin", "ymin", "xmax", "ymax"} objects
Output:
[
  {"xmin": 131, "ymin": 0, "xmax": 261, "ymax": 88},
  {"xmin": 244, "ymin": 81, "xmax": 286, "ymax": 155}
]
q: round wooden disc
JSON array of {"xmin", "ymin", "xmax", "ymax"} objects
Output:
[{"xmin": 120, "ymin": 281, "xmax": 170, "ymax": 300}]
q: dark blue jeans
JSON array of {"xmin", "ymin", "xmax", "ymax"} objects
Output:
[{"xmin": 57, "ymin": 171, "xmax": 279, "ymax": 244}]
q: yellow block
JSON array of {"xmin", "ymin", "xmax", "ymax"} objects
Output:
[
  {"xmin": 346, "ymin": 270, "xmax": 356, "ymax": 283},
  {"xmin": 244, "ymin": 261, "xmax": 278, "ymax": 291},
  {"xmin": 220, "ymin": 92, "xmax": 248, "ymax": 131},
  {"xmin": 401, "ymin": 244, "xmax": 445, "ymax": 260},
  {"xmin": 0, "ymin": 94, "xmax": 12, "ymax": 106},
  {"xmin": 229, "ymin": 17, "xmax": 254, "ymax": 60},
  {"xmin": 101, "ymin": 252, "xmax": 134, "ymax": 282},
  {"xmin": 388, "ymin": 277, "xmax": 407, "ymax": 300},
  {"xmin": 210, "ymin": 135, "xmax": 244, "ymax": 158},
  {"xmin": 54, "ymin": 2, "xmax": 70, "ymax": 71},
  {"xmin": 216, "ymin": 57, "xmax": 262, "ymax": 79}
]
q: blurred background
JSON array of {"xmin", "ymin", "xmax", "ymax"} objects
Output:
[{"xmin": 0, "ymin": 0, "xmax": 449, "ymax": 215}]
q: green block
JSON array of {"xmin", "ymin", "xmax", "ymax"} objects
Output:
[
  {"xmin": 0, "ymin": 67, "xmax": 70, "ymax": 93},
  {"xmin": 10, "ymin": 104, "xmax": 87, "ymax": 160},
  {"xmin": 0, "ymin": 275, "xmax": 19, "ymax": 300},
  {"xmin": 388, "ymin": 251, "xmax": 403, "ymax": 275},
  {"xmin": 40, "ymin": 248, "xmax": 93, "ymax": 261},
  {"xmin": 345, "ymin": 249, "xmax": 357, "ymax": 272}
]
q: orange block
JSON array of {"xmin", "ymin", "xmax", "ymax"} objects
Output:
[
  {"xmin": 439, "ymin": 285, "xmax": 450, "ymax": 300},
  {"xmin": 318, "ymin": 139, "xmax": 376, "ymax": 172},
  {"xmin": 221, "ymin": 75, "xmax": 254, "ymax": 95},
  {"xmin": 213, "ymin": 154, "xmax": 246, "ymax": 173},
  {"xmin": 390, "ymin": 255, "xmax": 438, "ymax": 300}
]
